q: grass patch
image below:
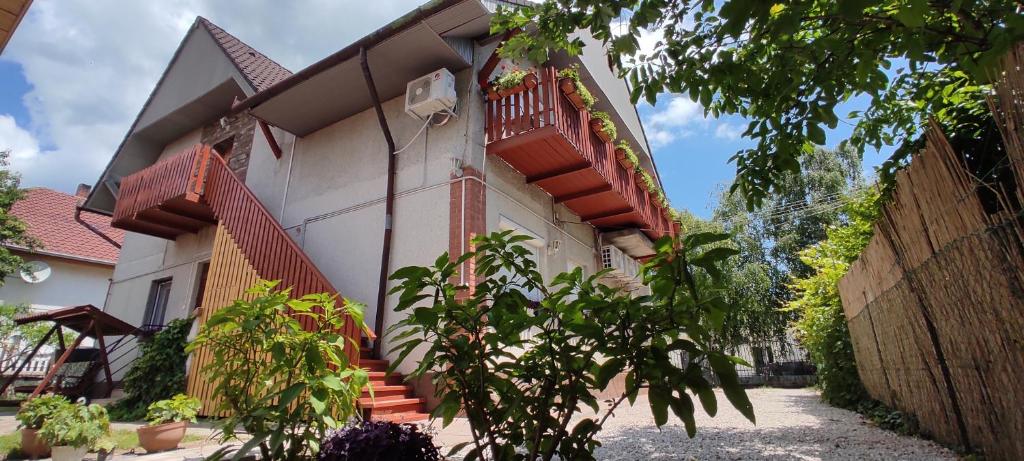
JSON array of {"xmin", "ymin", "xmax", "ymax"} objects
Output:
[{"xmin": 0, "ymin": 429, "xmax": 206, "ymax": 459}]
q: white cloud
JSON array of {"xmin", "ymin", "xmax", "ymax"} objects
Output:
[
  {"xmin": 0, "ymin": 0, "xmax": 423, "ymax": 192},
  {"xmin": 714, "ymin": 122, "xmax": 744, "ymax": 141},
  {"xmin": 643, "ymin": 95, "xmax": 706, "ymax": 147}
]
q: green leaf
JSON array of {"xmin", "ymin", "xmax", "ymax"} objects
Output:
[
  {"xmin": 648, "ymin": 385, "xmax": 670, "ymax": 427},
  {"xmin": 595, "ymin": 358, "xmax": 625, "ymax": 390}
]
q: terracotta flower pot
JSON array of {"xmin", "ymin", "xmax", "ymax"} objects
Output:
[
  {"xmin": 50, "ymin": 445, "xmax": 88, "ymax": 461},
  {"xmin": 522, "ymin": 72, "xmax": 538, "ymax": 89},
  {"xmin": 615, "ymin": 148, "xmax": 634, "ymax": 169},
  {"xmin": 559, "ymin": 77, "xmax": 587, "ymax": 110},
  {"xmin": 21, "ymin": 428, "xmax": 50, "ymax": 459},
  {"xmin": 137, "ymin": 421, "xmax": 187, "ymax": 453},
  {"xmin": 486, "ymin": 87, "xmax": 500, "ymax": 101},
  {"xmin": 590, "ymin": 119, "xmax": 612, "ymax": 143}
]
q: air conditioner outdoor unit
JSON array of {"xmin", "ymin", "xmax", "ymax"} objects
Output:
[{"xmin": 405, "ymin": 68, "xmax": 457, "ymax": 120}]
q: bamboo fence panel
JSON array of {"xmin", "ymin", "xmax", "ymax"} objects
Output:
[{"xmin": 838, "ymin": 43, "xmax": 1024, "ymax": 460}]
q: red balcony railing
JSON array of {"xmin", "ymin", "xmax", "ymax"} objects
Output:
[{"xmin": 485, "ymin": 66, "xmax": 677, "ymax": 241}]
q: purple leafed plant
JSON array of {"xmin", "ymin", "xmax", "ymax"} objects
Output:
[{"xmin": 318, "ymin": 421, "xmax": 440, "ymax": 461}]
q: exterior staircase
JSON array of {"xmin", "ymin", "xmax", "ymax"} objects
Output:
[{"xmin": 359, "ymin": 346, "xmax": 430, "ymax": 423}]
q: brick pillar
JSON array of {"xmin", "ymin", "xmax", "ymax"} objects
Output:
[
  {"xmin": 450, "ymin": 167, "xmax": 486, "ymax": 298},
  {"xmin": 201, "ymin": 113, "xmax": 257, "ymax": 181}
]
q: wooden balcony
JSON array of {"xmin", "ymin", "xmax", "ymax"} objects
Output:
[
  {"xmin": 485, "ymin": 67, "xmax": 678, "ymax": 241},
  {"xmin": 111, "ymin": 146, "xmax": 216, "ymax": 239}
]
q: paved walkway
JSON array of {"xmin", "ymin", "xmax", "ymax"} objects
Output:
[{"xmin": 0, "ymin": 388, "xmax": 956, "ymax": 460}]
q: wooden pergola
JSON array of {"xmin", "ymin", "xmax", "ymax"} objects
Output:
[{"xmin": 0, "ymin": 305, "xmax": 138, "ymax": 399}]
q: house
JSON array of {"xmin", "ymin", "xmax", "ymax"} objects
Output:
[
  {"xmin": 2, "ymin": 186, "xmax": 122, "ymax": 311},
  {"xmin": 0, "ymin": 0, "xmax": 32, "ymax": 54},
  {"xmin": 81, "ymin": 0, "xmax": 678, "ymax": 422},
  {"xmin": 0, "ymin": 186, "xmax": 123, "ymax": 374}
]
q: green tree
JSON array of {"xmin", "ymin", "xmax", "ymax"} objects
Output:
[
  {"xmin": 493, "ymin": 0, "xmax": 1021, "ymax": 206},
  {"xmin": 673, "ymin": 146, "xmax": 862, "ymax": 351},
  {"xmin": 790, "ymin": 187, "xmax": 881, "ymax": 408},
  {"xmin": 0, "ymin": 149, "xmax": 35, "ymax": 283},
  {"xmin": 388, "ymin": 230, "xmax": 753, "ymax": 461}
]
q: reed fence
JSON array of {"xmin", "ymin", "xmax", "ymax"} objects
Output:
[{"xmin": 838, "ymin": 44, "xmax": 1024, "ymax": 459}]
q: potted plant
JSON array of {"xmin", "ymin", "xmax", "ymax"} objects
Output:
[
  {"xmin": 38, "ymin": 401, "xmax": 110, "ymax": 461},
  {"xmin": 319, "ymin": 420, "xmax": 440, "ymax": 461},
  {"xmin": 615, "ymin": 140, "xmax": 639, "ymax": 169},
  {"xmin": 557, "ymin": 64, "xmax": 596, "ymax": 110},
  {"xmin": 137, "ymin": 394, "xmax": 201, "ymax": 453},
  {"xmin": 589, "ymin": 111, "xmax": 617, "ymax": 143},
  {"xmin": 490, "ymin": 67, "xmax": 538, "ymax": 98},
  {"xmin": 15, "ymin": 395, "xmax": 70, "ymax": 459}
]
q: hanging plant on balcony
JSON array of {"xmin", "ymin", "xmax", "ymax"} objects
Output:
[
  {"xmin": 489, "ymin": 66, "xmax": 538, "ymax": 100},
  {"xmin": 615, "ymin": 140, "xmax": 639, "ymax": 169},
  {"xmin": 557, "ymin": 64, "xmax": 596, "ymax": 110},
  {"xmin": 590, "ymin": 111, "xmax": 617, "ymax": 143}
]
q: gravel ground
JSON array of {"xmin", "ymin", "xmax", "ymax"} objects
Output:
[{"xmin": 432, "ymin": 387, "xmax": 957, "ymax": 460}]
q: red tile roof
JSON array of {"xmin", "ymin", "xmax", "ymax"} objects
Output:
[
  {"xmin": 8, "ymin": 188, "xmax": 123, "ymax": 265},
  {"xmin": 198, "ymin": 17, "xmax": 293, "ymax": 92}
]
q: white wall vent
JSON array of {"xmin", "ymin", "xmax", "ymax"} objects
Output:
[
  {"xmin": 405, "ymin": 68, "xmax": 457, "ymax": 120},
  {"xmin": 601, "ymin": 245, "xmax": 640, "ymax": 281}
]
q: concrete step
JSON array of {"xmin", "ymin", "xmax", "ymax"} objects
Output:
[
  {"xmin": 361, "ymin": 385, "xmax": 412, "ymax": 401},
  {"xmin": 371, "ymin": 411, "xmax": 431, "ymax": 423},
  {"xmin": 368, "ymin": 371, "xmax": 403, "ymax": 386},
  {"xmin": 359, "ymin": 397, "xmax": 425, "ymax": 415},
  {"xmin": 360, "ymin": 359, "xmax": 389, "ymax": 372}
]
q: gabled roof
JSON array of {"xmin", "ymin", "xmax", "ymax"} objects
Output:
[
  {"xmin": 9, "ymin": 188, "xmax": 123, "ymax": 265},
  {"xmin": 198, "ymin": 17, "xmax": 292, "ymax": 92},
  {"xmin": 83, "ymin": 17, "xmax": 292, "ymax": 215}
]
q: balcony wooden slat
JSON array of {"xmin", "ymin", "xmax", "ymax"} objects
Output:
[{"xmin": 485, "ymin": 66, "xmax": 674, "ymax": 241}]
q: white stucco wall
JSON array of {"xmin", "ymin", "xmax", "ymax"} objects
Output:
[{"xmin": 0, "ymin": 253, "xmax": 113, "ymax": 310}]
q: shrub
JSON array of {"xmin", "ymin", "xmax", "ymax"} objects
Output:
[
  {"xmin": 590, "ymin": 111, "xmax": 617, "ymax": 139},
  {"xmin": 557, "ymin": 64, "xmax": 596, "ymax": 109},
  {"xmin": 187, "ymin": 280, "xmax": 371, "ymax": 460},
  {"xmin": 108, "ymin": 317, "xmax": 192, "ymax": 421},
  {"xmin": 145, "ymin": 394, "xmax": 201, "ymax": 426},
  {"xmin": 318, "ymin": 421, "xmax": 440, "ymax": 461},
  {"xmin": 38, "ymin": 401, "xmax": 110, "ymax": 449},
  {"xmin": 16, "ymin": 395, "xmax": 70, "ymax": 429},
  {"xmin": 790, "ymin": 188, "xmax": 880, "ymax": 408},
  {"xmin": 388, "ymin": 230, "xmax": 754, "ymax": 461}
]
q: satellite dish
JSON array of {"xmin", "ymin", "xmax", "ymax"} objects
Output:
[{"xmin": 20, "ymin": 261, "xmax": 51, "ymax": 284}]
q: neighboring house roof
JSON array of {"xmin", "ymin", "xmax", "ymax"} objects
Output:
[
  {"xmin": 198, "ymin": 17, "xmax": 292, "ymax": 92},
  {"xmin": 0, "ymin": 0, "xmax": 32, "ymax": 54},
  {"xmin": 9, "ymin": 188, "xmax": 124, "ymax": 265}
]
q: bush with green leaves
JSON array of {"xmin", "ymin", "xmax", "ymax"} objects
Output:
[
  {"xmin": 108, "ymin": 317, "xmax": 192, "ymax": 421},
  {"xmin": 187, "ymin": 280, "xmax": 371, "ymax": 460},
  {"xmin": 388, "ymin": 230, "xmax": 754, "ymax": 461},
  {"xmin": 38, "ymin": 401, "xmax": 110, "ymax": 449},
  {"xmin": 16, "ymin": 394, "xmax": 71, "ymax": 429},
  {"xmin": 557, "ymin": 64, "xmax": 596, "ymax": 109},
  {"xmin": 790, "ymin": 188, "xmax": 880, "ymax": 408},
  {"xmin": 145, "ymin": 394, "xmax": 201, "ymax": 426}
]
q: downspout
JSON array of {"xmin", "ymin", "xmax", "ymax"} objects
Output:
[
  {"xmin": 75, "ymin": 207, "xmax": 122, "ymax": 249},
  {"xmin": 361, "ymin": 46, "xmax": 397, "ymax": 360}
]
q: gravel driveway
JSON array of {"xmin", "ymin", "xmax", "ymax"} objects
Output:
[{"xmin": 433, "ymin": 387, "xmax": 957, "ymax": 460}]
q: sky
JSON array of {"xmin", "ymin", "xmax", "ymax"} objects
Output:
[{"xmin": 0, "ymin": 0, "xmax": 891, "ymax": 218}]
